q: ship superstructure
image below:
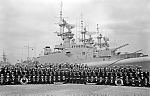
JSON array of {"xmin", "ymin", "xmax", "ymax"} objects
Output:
[{"xmin": 37, "ymin": 6, "xmax": 147, "ymax": 64}]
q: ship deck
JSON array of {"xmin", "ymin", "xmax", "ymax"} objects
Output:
[{"xmin": 0, "ymin": 84, "xmax": 149, "ymax": 96}]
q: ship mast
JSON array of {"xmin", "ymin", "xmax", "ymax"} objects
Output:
[
  {"xmin": 55, "ymin": 2, "xmax": 75, "ymax": 48},
  {"xmin": 59, "ymin": 1, "xmax": 64, "ymax": 35},
  {"xmin": 96, "ymin": 24, "xmax": 102, "ymax": 48},
  {"xmin": 2, "ymin": 50, "xmax": 7, "ymax": 62},
  {"xmin": 80, "ymin": 13, "xmax": 87, "ymax": 44}
]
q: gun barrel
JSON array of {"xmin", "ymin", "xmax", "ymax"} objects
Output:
[
  {"xmin": 133, "ymin": 49, "xmax": 142, "ymax": 53},
  {"xmin": 114, "ymin": 44, "xmax": 129, "ymax": 51}
]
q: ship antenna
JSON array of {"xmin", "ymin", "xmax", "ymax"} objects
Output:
[
  {"xmin": 80, "ymin": 12, "xmax": 86, "ymax": 44},
  {"xmin": 24, "ymin": 43, "xmax": 34, "ymax": 60},
  {"xmin": 60, "ymin": 1, "xmax": 63, "ymax": 20},
  {"xmin": 97, "ymin": 24, "xmax": 102, "ymax": 48},
  {"xmin": 2, "ymin": 50, "xmax": 7, "ymax": 62},
  {"xmin": 60, "ymin": 1, "xmax": 63, "ymax": 34},
  {"xmin": 97, "ymin": 24, "xmax": 99, "ymax": 34}
]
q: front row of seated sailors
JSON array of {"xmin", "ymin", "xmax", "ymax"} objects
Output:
[{"xmin": 0, "ymin": 64, "xmax": 149, "ymax": 87}]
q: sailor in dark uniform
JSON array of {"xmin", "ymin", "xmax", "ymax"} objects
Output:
[
  {"xmin": 5, "ymin": 73, "xmax": 10, "ymax": 85},
  {"xmin": 11, "ymin": 71, "xmax": 15, "ymax": 85},
  {"xmin": 0, "ymin": 74, "xmax": 4, "ymax": 85},
  {"xmin": 69, "ymin": 70, "xmax": 73, "ymax": 83},
  {"xmin": 48, "ymin": 71, "xmax": 53, "ymax": 84},
  {"xmin": 128, "ymin": 72, "xmax": 133, "ymax": 86},
  {"xmin": 52, "ymin": 70, "xmax": 56, "ymax": 83},
  {"xmin": 28, "ymin": 75, "xmax": 32, "ymax": 84},
  {"xmin": 64, "ymin": 70, "xmax": 69, "ymax": 83},
  {"xmin": 144, "ymin": 71, "xmax": 149, "ymax": 87},
  {"xmin": 84, "ymin": 70, "xmax": 88, "ymax": 84},
  {"xmin": 80, "ymin": 70, "xmax": 85, "ymax": 84},
  {"xmin": 140, "ymin": 72, "xmax": 145, "ymax": 87},
  {"xmin": 110, "ymin": 73, "xmax": 114, "ymax": 85}
]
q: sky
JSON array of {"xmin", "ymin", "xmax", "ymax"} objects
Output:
[{"xmin": 0, "ymin": 0, "xmax": 150, "ymax": 64}]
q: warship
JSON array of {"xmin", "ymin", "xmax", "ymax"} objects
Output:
[{"xmin": 36, "ymin": 4, "xmax": 149, "ymax": 70}]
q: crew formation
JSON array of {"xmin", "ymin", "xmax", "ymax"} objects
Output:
[{"xmin": 0, "ymin": 63, "xmax": 149, "ymax": 87}]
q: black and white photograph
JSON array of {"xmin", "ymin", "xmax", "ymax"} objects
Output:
[{"xmin": 0, "ymin": 0, "xmax": 150, "ymax": 96}]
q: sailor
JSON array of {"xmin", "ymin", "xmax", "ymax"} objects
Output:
[
  {"xmin": 79, "ymin": 71, "xmax": 84, "ymax": 84},
  {"xmin": 110, "ymin": 75, "xmax": 114, "ymax": 85},
  {"xmin": 5, "ymin": 73, "xmax": 10, "ymax": 85},
  {"xmin": 11, "ymin": 72, "xmax": 15, "ymax": 85},
  {"xmin": 28, "ymin": 75, "xmax": 32, "ymax": 84},
  {"xmin": 131, "ymin": 77, "xmax": 136, "ymax": 86},
  {"xmin": 137, "ymin": 76, "xmax": 142, "ymax": 87},
  {"xmin": 61, "ymin": 70, "xmax": 65, "ymax": 82},
  {"xmin": 104, "ymin": 77, "xmax": 109, "ymax": 85},
  {"xmin": 57, "ymin": 70, "xmax": 61, "ymax": 82},
  {"xmin": 91, "ymin": 70, "xmax": 96, "ymax": 83},
  {"xmin": 14, "ymin": 68, "xmax": 18, "ymax": 76},
  {"xmin": 44, "ymin": 75, "xmax": 48, "ymax": 84},
  {"xmin": 48, "ymin": 75, "xmax": 52, "ymax": 84},
  {"xmin": 0, "ymin": 74, "xmax": 4, "ymax": 85},
  {"xmin": 32, "ymin": 75, "xmax": 36, "ymax": 84},
  {"xmin": 141, "ymin": 73, "xmax": 145, "ymax": 87},
  {"xmin": 125, "ymin": 76, "xmax": 130, "ymax": 86},
  {"xmin": 45, "ymin": 68, "xmax": 49, "ymax": 76},
  {"xmin": 106, "ymin": 72, "xmax": 111, "ymax": 85},
  {"xmin": 48, "ymin": 71, "xmax": 53, "ymax": 84},
  {"xmin": 18, "ymin": 68, "xmax": 22, "ymax": 76},
  {"xmin": 144, "ymin": 71, "xmax": 149, "ymax": 86},
  {"xmin": 53, "ymin": 70, "xmax": 56, "ymax": 83},
  {"xmin": 68, "ymin": 70, "xmax": 73, "ymax": 83},
  {"xmin": 76, "ymin": 71, "xmax": 80, "ymax": 84},
  {"xmin": 87, "ymin": 70, "xmax": 91, "ymax": 83},
  {"xmin": 16, "ymin": 75, "xmax": 21, "ymax": 84},
  {"xmin": 64, "ymin": 70, "xmax": 69, "ymax": 83},
  {"xmin": 28, "ymin": 68, "xmax": 32, "ymax": 76},
  {"xmin": 40, "ymin": 75, "xmax": 44, "ymax": 84},
  {"xmin": 72, "ymin": 71, "xmax": 77, "ymax": 83},
  {"xmin": 84, "ymin": 70, "xmax": 88, "ymax": 84}
]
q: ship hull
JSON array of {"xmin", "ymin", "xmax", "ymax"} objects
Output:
[{"xmin": 86, "ymin": 56, "xmax": 150, "ymax": 70}]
